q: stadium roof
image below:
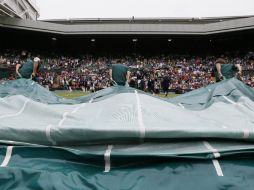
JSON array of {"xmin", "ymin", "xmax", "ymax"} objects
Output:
[
  {"xmin": 42, "ymin": 15, "xmax": 253, "ymax": 25},
  {"xmin": 0, "ymin": 15, "xmax": 254, "ymax": 35}
]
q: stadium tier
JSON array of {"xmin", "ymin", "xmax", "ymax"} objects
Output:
[
  {"xmin": 0, "ymin": 17, "xmax": 254, "ymax": 91},
  {"xmin": 1, "ymin": 51, "xmax": 254, "ymax": 91}
]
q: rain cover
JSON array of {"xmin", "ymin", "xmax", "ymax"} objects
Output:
[{"xmin": 0, "ymin": 78, "xmax": 254, "ymax": 190}]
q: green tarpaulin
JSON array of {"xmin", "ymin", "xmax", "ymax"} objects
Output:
[{"xmin": 0, "ymin": 78, "xmax": 254, "ymax": 189}]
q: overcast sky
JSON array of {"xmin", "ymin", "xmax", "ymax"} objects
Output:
[{"xmin": 36, "ymin": 0, "xmax": 254, "ymax": 20}]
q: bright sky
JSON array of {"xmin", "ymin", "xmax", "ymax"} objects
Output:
[{"xmin": 36, "ymin": 0, "xmax": 254, "ymax": 20}]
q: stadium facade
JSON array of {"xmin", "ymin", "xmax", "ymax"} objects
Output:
[
  {"xmin": 1, "ymin": 15, "xmax": 254, "ymax": 34},
  {"xmin": 0, "ymin": 0, "xmax": 39, "ymax": 20},
  {"xmin": 0, "ymin": 15, "xmax": 254, "ymax": 55}
]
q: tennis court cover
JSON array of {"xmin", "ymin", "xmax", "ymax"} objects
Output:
[{"xmin": 0, "ymin": 78, "xmax": 254, "ymax": 190}]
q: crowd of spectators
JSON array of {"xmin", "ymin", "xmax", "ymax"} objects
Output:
[{"xmin": 1, "ymin": 49, "xmax": 254, "ymax": 93}]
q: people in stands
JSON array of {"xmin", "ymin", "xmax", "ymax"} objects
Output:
[
  {"xmin": 0, "ymin": 56, "xmax": 4, "ymax": 64},
  {"xmin": 8, "ymin": 74, "xmax": 15, "ymax": 80},
  {"xmin": 109, "ymin": 60, "xmax": 130, "ymax": 86},
  {"xmin": 0, "ymin": 49, "xmax": 252, "ymax": 90},
  {"xmin": 246, "ymin": 52, "xmax": 254, "ymax": 67},
  {"xmin": 16, "ymin": 51, "xmax": 41, "ymax": 80},
  {"xmin": 212, "ymin": 57, "xmax": 242, "ymax": 82}
]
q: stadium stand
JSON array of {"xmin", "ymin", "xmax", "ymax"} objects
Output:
[
  {"xmin": 0, "ymin": 16, "xmax": 254, "ymax": 92},
  {"xmin": 0, "ymin": 50, "xmax": 253, "ymax": 92}
]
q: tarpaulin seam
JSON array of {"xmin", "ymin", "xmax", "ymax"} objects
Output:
[
  {"xmin": 73, "ymin": 98, "xmax": 93, "ymax": 113},
  {"xmin": 0, "ymin": 146, "xmax": 13, "ymax": 167},
  {"xmin": 71, "ymin": 103, "xmax": 86, "ymax": 114},
  {"xmin": 135, "ymin": 90, "xmax": 145, "ymax": 139},
  {"xmin": 212, "ymin": 159, "xmax": 224, "ymax": 176},
  {"xmin": 46, "ymin": 124, "xmax": 56, "ymax": 145},
  {"xmin": 222, "ymin": 95, "xmax": 235, "ymax": 105},
  {"xmin": 104, "ymin": 145, "xmax": 113, "ymax": 172},
  {"xmin": 0, "ymin": 99, "xmax": 30, "ymax": 119},
  {"xmin": 203, "ymin": 141, "xmax": 220, "ymax": 158},
  {"xmin": 203, "ymin": 141, "xmax": 223, "ymax": 177},
  {"xmin": 59, "ymin": 99, "xmax": 93, "ymax": 127},
  {"xmin": 46, "ymin": 99, "xmax": 93, "ymax": 145},
  {"xmin": 178, "ymin": 103, "xmax": 185, "ymax": 108},
  {"xmin": 0, "ymin": 79, "xmax": 34, "ymax": 110},
  {"xmin": 58, "ymin": 112, "xmax": 69, "ymax": 127}
]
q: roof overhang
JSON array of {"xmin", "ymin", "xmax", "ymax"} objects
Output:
[{"xmin": 0, "ymin": 16, "xmax": 254, "ymax": 35}]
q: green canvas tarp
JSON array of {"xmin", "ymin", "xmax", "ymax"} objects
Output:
[{"xmin": 0, "ymin": 78, "xmax": 254, "ymax": 189}]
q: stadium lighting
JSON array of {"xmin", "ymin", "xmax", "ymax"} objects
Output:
[
  {"xmin": 91, "ymin": 38, "xmax": 96, "ymax": 42},
  {"xmin": 168, "ymin": 39, "xmax": 172, "ymax": 42},
  {"xmin": 52, "ymin": 37, "xmax": 57, "ymax": 41},
  {"xmin": 132, "ymin": 38, "xmax": 138, "ymax": 42}
]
